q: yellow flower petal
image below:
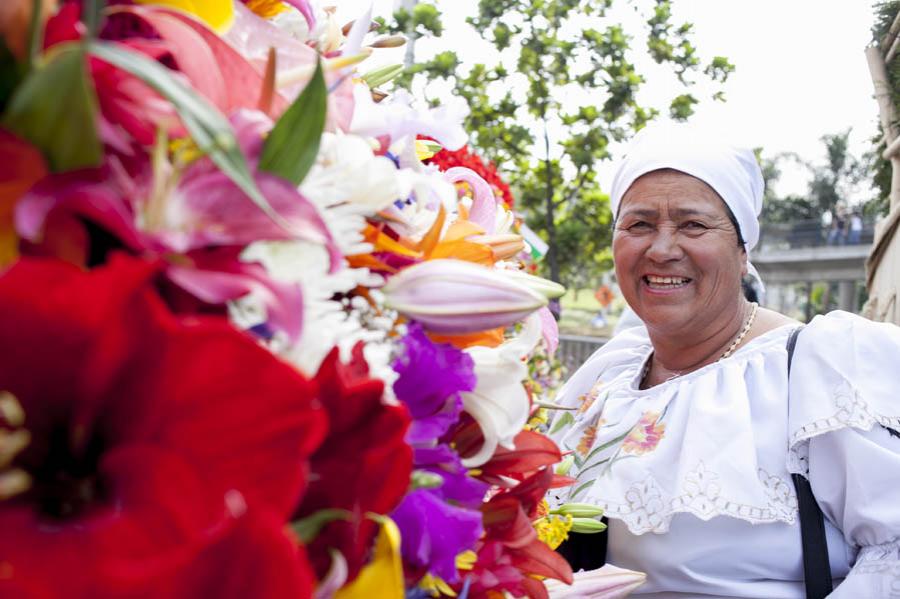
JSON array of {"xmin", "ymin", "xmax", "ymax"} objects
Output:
[
  {"xmin": 135, "ymin": 0, "xmax": 234, "ymax": 33},
  {"xmin": 334, "ymin": 518, "xmax": 404, "ymax": 599}
]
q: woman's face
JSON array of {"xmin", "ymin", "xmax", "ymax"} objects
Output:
[{"xmin": 613, "ymin": 169, "xmax": 747, "ymax": 334}]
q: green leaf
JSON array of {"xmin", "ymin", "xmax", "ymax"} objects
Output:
[
  {"xmin": 291, "ymin": 509, "xmax": 351, "ymax": 544},
  {"xmin": 27, "ymin": 0, "xmax": 44, "ymax": 70},
  {"xmin": 83, "ymin": 0, "xmax": 107, "ymax": 39},
  {"xmin": 258, "ymin": 60, "xmax": 326, "ymax": 186},
  {"xmin": 2, "ymin": 44, "xmax": 102, "ymax": 171},
  {"xmin": 549, "ymin": 411, "xmax": 575, "ymax": 435},
  {"xmin": 409, "ymin": 469, "xmax": 444, "ymax": 491},
  {"xmin": 86, "ymin": 40, "xmax": 288, "ymax": 230}
]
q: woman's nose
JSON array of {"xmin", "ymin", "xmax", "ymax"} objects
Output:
[{"xmin": 645, "ymin": 228, "xmax": 684, "ymax": 263}]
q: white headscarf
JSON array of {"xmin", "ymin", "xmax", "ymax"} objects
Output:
[{"xmin": 609, "ymin": 122, "xmax": 765, "ymax": 251}]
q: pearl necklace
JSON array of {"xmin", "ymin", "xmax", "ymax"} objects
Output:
[
  {"xmin": 641, "ymin": 302, "xmax": 759, "ymax": 386},
  {"xmin": 718, "ymin": 302, "xmax": 758, "ymax": 360}
]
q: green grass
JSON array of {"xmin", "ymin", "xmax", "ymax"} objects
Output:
[
  {"xmin": 559, "ymin": 288, "xmax": 615, "ymax": 336},
  {"xmin": 560, "ymin": 288, "xmax": 604, "ymax": 312}
]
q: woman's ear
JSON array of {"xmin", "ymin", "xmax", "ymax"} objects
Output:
[{"xmin": 740, "ymin": 249, "xmax": 748, "ymax": 278}]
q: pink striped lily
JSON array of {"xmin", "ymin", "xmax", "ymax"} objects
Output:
[
  {"xmin": 15, "ymin": 110, "xmax": 338, "ymax": 342},
  {"xmin": 381, "ymin": 259, "xmax": 547, "ymax": 334}
]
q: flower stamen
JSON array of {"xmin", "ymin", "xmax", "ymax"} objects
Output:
[
  {"xmin": 0, "ymin": 391, "xmax": 25, "ymax": 428},
  {"xmin": 0, "ymin": 429, "xmax": 30, "ymax": 469},
  {"xmin": 0, "ymin": 469, "xmax": 31, "ymax": 500}
]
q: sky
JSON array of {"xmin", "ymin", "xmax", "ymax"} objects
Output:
[{"xmin": 337, "ymin": 1, "xmax": 880, "ymax": 201}]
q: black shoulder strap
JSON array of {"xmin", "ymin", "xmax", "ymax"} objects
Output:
[{"xmin": 787, "ymin": 326, "xmax": 834, "ymax": 599}]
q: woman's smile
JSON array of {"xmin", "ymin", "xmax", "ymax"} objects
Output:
[{"xmin": 642, "ymin": 274, "xmax": 693, "ymax": 293}]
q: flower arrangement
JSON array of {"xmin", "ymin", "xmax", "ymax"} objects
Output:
[{"xmin": 0, "ymin": 1, "xmax": 644, "ymax": 597}]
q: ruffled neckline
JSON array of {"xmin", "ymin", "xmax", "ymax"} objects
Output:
[{"xmin": 626, "ymin": 322, "xmax": 797, "ymax": 393}]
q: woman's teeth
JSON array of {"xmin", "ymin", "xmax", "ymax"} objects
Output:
[{"xmin": 644, "ymin": 275, "xmax": 691, "ymax": 288}]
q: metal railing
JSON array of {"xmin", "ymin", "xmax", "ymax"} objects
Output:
[
  {"xmin": 757, "ymin": 218, "xmax": 875, "ymax": 251},
  {"xmin": 558, "ymin": 334, "xmax": 607, "ymax": 374}
]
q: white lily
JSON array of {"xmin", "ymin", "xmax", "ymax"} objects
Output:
[
  {"xmin": 543, "ymin": 564, "xmax": 647, "ymax": 599},
  {"xmin": 350, "ymin": 86, "xmax": 469, "ymax": 151},
  {"xmin": 461, "ymin": 313, "xmax": 543, "ymax": 467}
]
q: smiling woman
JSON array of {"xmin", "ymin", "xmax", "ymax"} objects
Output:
[
  {"xmin": 613, "ymin": 169, "xmax": 750, "ymax": 378},
  {"xmin": 548, "ymin": 122, "xmax": 900, "ymax": 598}
]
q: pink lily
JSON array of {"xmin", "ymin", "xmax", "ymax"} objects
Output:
[
  {"xmin": 444, "ymin": 166, "xmax": 497, "ymax": 234},
  {"xmin": 15, "ymin": 110, "xmax": 339, "ymax": 341},
  {"xmin": 113, "ymin": 5, "xmax": 291, "ymax": 116}
]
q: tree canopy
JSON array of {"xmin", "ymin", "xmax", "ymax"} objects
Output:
[{"xmin": 383, "ymin": 0, "xmax": 734, "ymax": 290}]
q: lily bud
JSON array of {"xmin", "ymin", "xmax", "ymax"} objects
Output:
[
  {"xmin": 569, "ymin": 517, "xmax": 608, "ymax": 534},
  {"xmin": 555, "ymin": 454, "xmax": 575, "ymax": 476},
  {"xmin": 362, "ymin": 64, "xmax": 405, "ymax": 89},
  {"xmin": 369, "ymin": 34, "xmax": 407, "ymax": 48},
  {"xmin": 382, "ymin": 259, "xmax": 547, "ymax": 334},
  {"xmin": 469, "ymin": 234, "xmax": 526, "ymax": 261},
  {"xmin": 498, "ymin": 269, "xmax": 566, "ymax": 299},
  {"xmin": 553, "ymin": 502, "xmax": 605, "ymax": 518}
]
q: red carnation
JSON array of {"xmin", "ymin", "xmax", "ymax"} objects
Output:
[
  {"xmin": 296, "ymin": 343, "xmax": 412, "ymax": 583},
  {"xmin": 0, "ymin": 254, "xmax": 327, "ymax": 598}
]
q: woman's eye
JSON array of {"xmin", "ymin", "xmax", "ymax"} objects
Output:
[
  {"xmin": 683, "ymin": 221, "xmax": 708, "ymax": 231},
  {"xmin": 628, "ymin": 221, "xmax": 651, "ymax": 230}
]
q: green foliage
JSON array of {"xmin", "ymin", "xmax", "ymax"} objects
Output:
[
  {"xmin": 259, "ymin": 61, "xmax": 326, "ymax": 186},
  {"xmin": 868, "ymin": 2, "xmax": 900, "ymax": 216},
  {"xmin": 387, "ymin": 2, "xmax": 443, "ymax": 38},
  {"xmin": 389, "ymin": 0, "xmax": 731, "ymax": 291},
  {"xmin": 2, "ymin": 44, "xmax": 102, "ymax": 171},
  {"xmin": 759, "ymin": 131, "xmax": 868, "ymax": 226}
]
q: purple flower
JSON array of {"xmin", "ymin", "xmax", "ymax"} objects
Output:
[
  {"xmin": 391, "ymin": 490, "xmax": 484, "ymax": 583},
  {"xmin": 415, "ymin": 445, "xmax": 488, "ymax": 509},
  {"xmin": 392, "ymin": 324, "xmax": 476, "ymax": 444}
]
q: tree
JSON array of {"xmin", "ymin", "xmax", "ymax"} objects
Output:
[
  {"xmin": 868, "ymin": 1, "xmax": 900, "ymax": 217},
  {"xmin": 386, "ymin": 0, "xmax": 733, "ymax": 292},
  {"xmin": 760, "ymin": 131, "xmax": 867, "ymax": 227}
]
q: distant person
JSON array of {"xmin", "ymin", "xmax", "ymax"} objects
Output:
[
  {"xmin": 550, "ymin": 121, "xmax": 900, "ymax": 598},
  {"xmin": 827, "ymin": 207, "xmax": 847, "ymax": 245},
  {"xmin": 847, "ymin": 210, "xmax": 863, "ymax": 244}
]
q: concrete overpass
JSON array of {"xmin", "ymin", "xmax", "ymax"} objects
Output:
[{"xmin": 753, "ymin": 220, "xmax": 873, "ymax": 318}]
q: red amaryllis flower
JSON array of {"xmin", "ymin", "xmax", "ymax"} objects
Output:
[
  {"xmin": 0, "ymin": 254, "xmax": 327, "ymax": 598},
  {"xmin": 296, "ymin": 344, "xmax": 412, "ymax": 583}
]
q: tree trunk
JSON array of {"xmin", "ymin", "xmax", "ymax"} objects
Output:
[
  {"xmin": 542, "ymin": 118, "xmax": 560, "ymax": 285},
  {"xmin": 401, "ymin": 0, "xmax": 417, "ymax": 68}
]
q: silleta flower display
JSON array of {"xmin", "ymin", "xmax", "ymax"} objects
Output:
[{"xmin": 0, "ymin": 1, "xmax": 644, "ymax": 597}]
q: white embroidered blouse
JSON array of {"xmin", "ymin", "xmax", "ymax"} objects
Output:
[{"xmin": 548, "ymin": 311, "xmax": 900, "ymax": 598}]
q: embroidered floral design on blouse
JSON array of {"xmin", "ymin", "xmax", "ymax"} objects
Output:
[
  {"xmin": 576, "ymin": 424, "xmax": 599, "ymax": 457},
  {"xmin": 577, "ymin": 379, "xmax": 605, "ymax": 415},
  {"xmin": 621, "ymin": 411, "xmax": 666, "ymax": 455}
]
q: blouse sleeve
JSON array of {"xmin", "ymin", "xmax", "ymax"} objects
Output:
[
  {"xmin": 809, "ymin": 426, "xmax": 900, "ymax": 597},
  {"xmin": 788, "ymin": 311, "xmax": 900, "ymax": 597}
]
